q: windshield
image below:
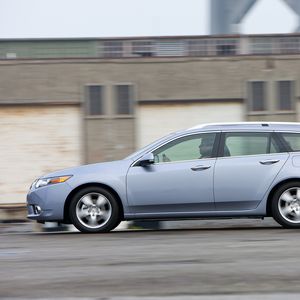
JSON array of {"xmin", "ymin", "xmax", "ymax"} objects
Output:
[{"xmin": 125, "ymin": 132, "xmax": 177, "ymax": 160}]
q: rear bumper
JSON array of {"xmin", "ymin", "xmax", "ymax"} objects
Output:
[{"xmin": 27, "ymin": 182, "xmax": 72, "ymax": 221}]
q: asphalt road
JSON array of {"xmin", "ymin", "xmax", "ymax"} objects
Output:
[{"xmin": 1, "ymin": 219, "xmax": 300, "ymax": 299}]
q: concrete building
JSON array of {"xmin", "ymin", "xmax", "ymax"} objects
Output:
[{"xmin": 0, "ymin": 34, "xmax": 300, "ymax": 204}]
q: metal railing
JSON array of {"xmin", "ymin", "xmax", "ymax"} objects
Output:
[{"xmin": 1, "ymin": 34, "xmax": 300, "ymax": 59}]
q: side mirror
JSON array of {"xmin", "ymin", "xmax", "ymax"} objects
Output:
[{"xmin": 139, "ymin": 152, "xmax": 154, "ymax": 167}]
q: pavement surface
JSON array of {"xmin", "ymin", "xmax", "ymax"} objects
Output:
[{"xmin": 1, "ymin": 218, "xmax": 300, "ymax": 299}]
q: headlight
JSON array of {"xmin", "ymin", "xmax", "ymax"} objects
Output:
[{"xmin": 34, "ymin": 175, "xmax": 72, "ymax": 189}]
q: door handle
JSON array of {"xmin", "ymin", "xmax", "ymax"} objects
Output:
[
  {"xmin": 259, "ymin": 159, "xmax": 280, "ymax": 165},
  {"xmin": 191, "ymin": 165, "xmax": 211, "ymax": 171}
]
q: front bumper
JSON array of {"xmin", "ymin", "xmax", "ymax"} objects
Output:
[{"xmin": 27, "ymin": 182, "xmax": 72, "ymax": 221}]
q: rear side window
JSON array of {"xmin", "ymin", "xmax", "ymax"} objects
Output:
[
  {"xmin": 279, "ymin": 133, "xmax": 300, "ymax": 152},
  {"xmin": 222, "ymin": 132, "xmax": 281, "ymax": 157}
]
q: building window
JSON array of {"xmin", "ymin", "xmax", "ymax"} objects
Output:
[
  {"xmin": 279, "ymin": 37, "xmax": 300, "ymax": 54},
  {"xmin": 103, "ymin": 41, "xmax": 123, "ymax": 58},
  {"xmin": 86, "ymin": 85, "xmax": 104, "ymax": 115},
  {"xmin": 156, "ymin": 40, "xmax": 185, "ymax": 56},
  {"xmin": 115, "ymin": 85, "xmax": 133, "ymax": 115},
  {"xmin": 187, "ymin": 40, "xmax": 209, "ymax": 56},
  {"xmin": 215, "ymin": 39, "xmax": 237, "ymax": 56},
  {"xmin": 132, "ymin": 41, "xmax": 153, "ymax": 57},
  {"xmin": 248, "ymin": 81, "xmax": 267, "ymax": 112},
  {"xmin": 251, "ymin": 37, "xmax": 273, "ymax": 55},
  {"xmin": 277, "ymin": 81, "xmax": 294, "ymax": 111}
]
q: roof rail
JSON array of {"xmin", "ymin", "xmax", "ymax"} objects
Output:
[{"xmin": 188, "ymin": 122, "xmax": 300, "ymax": 130}]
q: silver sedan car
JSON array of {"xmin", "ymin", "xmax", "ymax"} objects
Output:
[{"xmin": 27, "ymin": 122, "xmax": 300, "ymax": 233}]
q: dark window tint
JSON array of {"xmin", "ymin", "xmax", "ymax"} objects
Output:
[
  {"xmin": 115, "ymin": 85, "xmax": 133, "ymax": 115},
  {"xmin": 223, "ymin": 132, "xmax": 281, "ymax": 157},
  {"xmin": 277, "ymin": 81, "xmax": 293, "ymax": 111},
  {"xmin": 153, "ymin": 133, "xmax": 216, "ymax": 163},
  {"xmin": 248, "ymin": 81, "xmax": 266, "ymax": 111},
  {"xmin": 280, "ymin": 133, "xmax": 300, "ymax": 152},
  {"xmin": 86, "ymin": 86, "xmax": 104, "ymax": 115}
]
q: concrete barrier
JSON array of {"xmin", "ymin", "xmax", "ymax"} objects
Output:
[{"xmin": 0, "ymin": 204, "xmax": 27, "ymax": 222}]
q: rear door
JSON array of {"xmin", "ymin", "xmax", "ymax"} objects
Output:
[{"xmin": 214, "ymin": 131, "xmax": 289, "ymax": 211}]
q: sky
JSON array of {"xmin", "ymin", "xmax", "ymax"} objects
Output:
[{"xmin": 0, "ymin": 0, "xmax": 298, "ymax": 38}]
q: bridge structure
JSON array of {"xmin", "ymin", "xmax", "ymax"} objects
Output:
[{"xmin": 210, "ymin": 0, "xmax": 300, "ymax": 35}]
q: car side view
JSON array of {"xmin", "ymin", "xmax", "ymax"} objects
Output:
[{"xmin": 27, "ymin": 122, "xmax": 300, "ymax": 233}]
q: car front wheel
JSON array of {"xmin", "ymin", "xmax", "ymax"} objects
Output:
[
  {"xmin": 69, "ymin": 186, "xmax": 121, "ymax": 233},
  {"xmin": 272, "ymin": 182, "xmax": 300, "ymax": 228}
]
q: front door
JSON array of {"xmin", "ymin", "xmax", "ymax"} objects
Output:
[
  {"xmin": 214, "ymin": 131, "xmax": 289, "ymax": 211},
  {"xmin": 127, "ymin": 132, "xmax": 219, "ymax": 215}
]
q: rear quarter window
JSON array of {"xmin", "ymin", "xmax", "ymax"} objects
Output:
[{"xmin": 279, "ymin": 133, "xmax": 300, "ymax": 152}]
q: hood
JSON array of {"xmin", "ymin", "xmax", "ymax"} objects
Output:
[{"xmin": 39, "ymin": 159, "xmax": 132, "ymax": 179}]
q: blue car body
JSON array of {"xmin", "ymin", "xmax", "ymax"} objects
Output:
[{"xmin": 27, "ymin": 122, "xmax": 300, "ymax": 224}]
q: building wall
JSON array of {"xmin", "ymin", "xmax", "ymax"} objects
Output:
[
  {"xmin": 0, "ymin": 106, "xmax": 81, "ymax": 204},
  {"xmin": 1, "ymin": 55, "xmax": 300, "ymax": 204},
  {"xmin": 136, "ymin": 102, "xmax": 244, "ymax": 147},
  {"xmin": 1, "ymin": 56, "xmax": 300, "ymax": 142},
  {"xmin": 2, "ymin": 56, "xmax": 299, "ymax": 103},
  {"xmin": 84, "ymin": 118, "xmax": 135, "ymax": 163}
]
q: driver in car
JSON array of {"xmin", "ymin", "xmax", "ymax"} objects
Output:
[{"xmin": 198, "ymin": 136, "xmax": 214, "ymax": 159}]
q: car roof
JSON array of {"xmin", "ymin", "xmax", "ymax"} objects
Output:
[
  {"xmin": 184, "ymin": 122, "xmax": 300, "ymax": 133},
  {"xmin": 127, "ymin": 122, "xmax": 300, "ymax": 161}
]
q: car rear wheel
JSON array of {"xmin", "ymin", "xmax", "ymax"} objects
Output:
[
  {"xmin": 272, "ymin": 182, "xmax": 300, "ymax": 228},
  {"xmin": 69, "ymin": 186, "xmax": 121, "ymax": 233}
]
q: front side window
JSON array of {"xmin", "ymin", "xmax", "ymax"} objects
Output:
[
  {"xmin": 152, "ymin": 133, "xmax": 216, "ymax": 163},
  {"xmin": 223, "ymin": 132, "xmax": 281, "ymax": 157},
  {"xmin": 279, "ymin": 133, "xmax": 300, "ymax": 152}
]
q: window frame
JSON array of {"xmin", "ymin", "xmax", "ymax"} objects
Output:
[
  {"xmin": 113, "ymin": 83, "xmax": 135, "ymax": 116},
  {"xmin": 131, "ymin": 40, "xmax": 154, "ymax": 57},
  {"xmin": 218, "ymin": 131, "xmax": 286, "ymax": 158},
  {"xmin": 276, "ymin": 80, "xmax": 295, "ymax": 112},
  {"xmin": 102, "ymin": 41, "xmax": 123, "ymax": 58},
  {"xmin": 133, "ymin": 131, "xmax": 221, "ymax": 167},
  {"xmin": 247, "ymin": 81, "xmax": 268, "ymax": 113},
  {"xmin": 85, "ymin": 84, "xmax": 105, "ymax": 116}
]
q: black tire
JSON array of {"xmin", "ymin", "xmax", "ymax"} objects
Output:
[
  {"xmin": 69, "ymin": 186, "xmax": 121, "ymax": 233},
  {"xmin": 271, "ymin": 181, "xmax": 300, "ymax": 229}
]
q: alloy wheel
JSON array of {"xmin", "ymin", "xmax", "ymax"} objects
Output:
[
  {"xmin": 75, "ymin": 192, "xmax": 112, "ymax": 229},
  {"xmin": 278, "ymin": 187, "xmax": 300, "ymax": 224}
]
